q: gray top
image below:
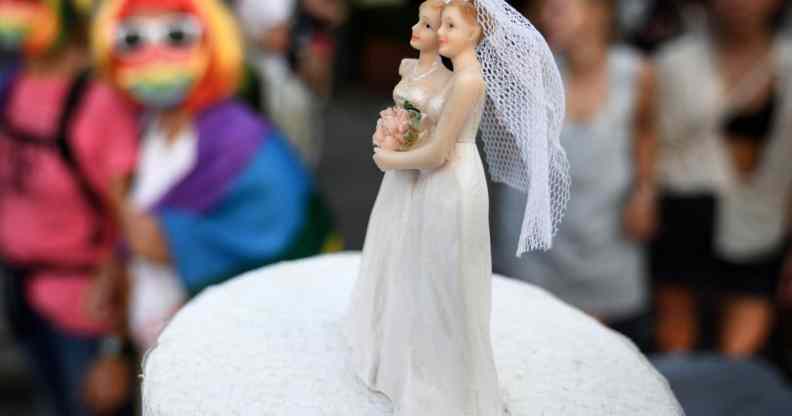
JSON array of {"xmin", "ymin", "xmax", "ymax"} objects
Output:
[{"xmin": 494, "ymin": 46, "xmax": 647, "ymax": 320}]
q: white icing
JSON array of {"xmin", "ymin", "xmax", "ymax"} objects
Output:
[{"xmin": 142, "ymin": 253, "xmax": 683, "ymax": 416}]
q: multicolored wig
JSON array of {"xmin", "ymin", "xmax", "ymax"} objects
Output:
[
  {"xmin": 72, "ymin": 0, "xmax": 95, "ymax": 15},
  {"xmin": 92, "ymin": 0, "xmax": 243, "ymax": 112}
]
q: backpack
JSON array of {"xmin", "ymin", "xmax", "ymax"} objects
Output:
[
  {"xmin": 0, "ymin": 70, "xmax": 105, "ymax": 251},
  {"xmin": 0, "ymin": 70, "xmax": 105, "ymax": 338}
]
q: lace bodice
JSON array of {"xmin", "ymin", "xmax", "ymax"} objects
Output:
[
  {"xmin": 393, "ymin": 59, "xmax": 452, "ymax": 125},
  {"xmin": 394, "ymin": 60, "xmax": 485, "ymax": 145}
]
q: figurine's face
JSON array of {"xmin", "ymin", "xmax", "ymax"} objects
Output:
[
  {"xmin": 112, "ymin": 10, "xmax": 210, "ymax": 109},
  {"xmin": 410, "ymin": 4, "xmax": 442, "ymax": 52},
  {"xmin": 437, "ymin": 6, "xmax": 481, "ymax": 59},
  {"xmin": 0, "ymin": 0, "xmax": 56, "ymax": 54}
]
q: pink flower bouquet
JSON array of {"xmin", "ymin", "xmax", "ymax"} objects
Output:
[{"xmin": 373, "ymin": 101, "xmax": 423, "ymax": 151}]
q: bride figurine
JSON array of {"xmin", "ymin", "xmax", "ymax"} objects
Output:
[
  {"xmin": 345, "ymin": 0, "xmax": 452, "ymax": 390},
  {"xmin": 346, "ymin": 0, "xmax": 567, "ymax": 414}
]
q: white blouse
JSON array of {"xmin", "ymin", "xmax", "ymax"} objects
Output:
[
  {"xmin": 128, "ymin": 118, "xmax": 197, "ymax": 350},
  {"xmin": 656, "ymin": 35, "xmax": 792, "ymax": 260}
]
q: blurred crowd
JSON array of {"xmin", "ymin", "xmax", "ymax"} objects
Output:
[
  {"xmin": 0, "ymin": 0, "xmax": 345, "ymax": 414},
  {"xmin": 494, "ymin": 0, "xmax": 792, "ymax": 396},
  {"xmin": 503, "ymin": 0, "xmax": 792, "ymax": 352},
  {"xmin": 0, "ymin": 0, "xmax": 791, "ymax": 415},
  {"xmin": 490, "ymin": 0, "xmax": 792, "ymax": 411}
]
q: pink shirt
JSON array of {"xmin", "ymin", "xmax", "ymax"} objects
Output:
[{"xmin": 0, "ymin": 72, "xmax": 138, "ymax": 336}]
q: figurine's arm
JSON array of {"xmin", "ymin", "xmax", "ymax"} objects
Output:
[{"xmin": 374, "ymin": 71, "xmax": 485, "ymax": 171}]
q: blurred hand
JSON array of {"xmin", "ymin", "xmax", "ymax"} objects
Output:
[
  {"xmin": 259, "ymin": 23, "xmax": 291, "ymax": 54},
  {"xmin": 82, "ymin": 355, "xmax": 132, "ymax": 415},
  {"xmin": 85, "ymin": 259, "xmax": 127, "ymax": 329},
  {"xmin": 303, "ymin": 0, "xmax": 348, "ymax": 28},
  {"xmin": 623, "ymin": 185, "xmax": 658, "ymax": 242},
  {"xmin": 107, "ymin": 175, "xmax": 131, "ymax": 222},
  {"xmin": 121, "ymin": 206, "xmax": 170, "ymax": 263},
  {"xmin": 778, "ymin": 251, "xmax": 792, "ymax": 308},
  {"xmin": 107, "ymin": 177, "xmax": 125, "ymax": 209},
  {"xmin": 297, "ymin": 44, "xmax": 333, "ymax": 97}
]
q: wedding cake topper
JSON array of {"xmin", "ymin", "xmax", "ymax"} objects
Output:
[
  {"xmin": 375, "ymin": 0, "xmax": 568, "ymax": 254},
  {"xmin": 347, "ymin": 0, "xmax": 566, "ymax": 414}
]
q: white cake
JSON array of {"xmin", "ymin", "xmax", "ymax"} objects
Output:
[{"xmin": 142, "ymin": 253, "xmax": 683, "ymax": 415}]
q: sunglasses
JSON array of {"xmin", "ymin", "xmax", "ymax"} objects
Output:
[{"xmin": 114, "ymin": 14, "xmax": 203, "ymax": 54}]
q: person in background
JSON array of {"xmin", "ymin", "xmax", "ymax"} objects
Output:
[
  {"xmin": 493, "ymin": 0, "xmax": 658, "ymax": 338},
  {"xmin": 626, "ymin": 0, "xmax": 707, "ymax": 54},
  {"xmin": 233, "ymin": 0, "xmax": 324, "ymax": 168},
  {"xmin": 92, "ymin": 0, "xmax": 339, "ymax": 352},
  {"xmin": 292, "ymin": 0, "xmax": 346, "ymax": 97},
  {"xmin": 653, "ymin": 0, "xmax": 792, "ymax": 357},
  {"xmin": 0, "ymin": 0, "xmax": 138, "ymax": 414}
]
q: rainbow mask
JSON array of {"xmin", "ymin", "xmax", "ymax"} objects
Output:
[
  {"xmin": 94, "ymin": 0, "xmax": 244, "ymax": 113},
  {"xmin": 113, "ymin": 13, "xmax": 210, "ymax": 109}
]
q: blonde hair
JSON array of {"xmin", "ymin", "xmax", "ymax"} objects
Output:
[
  {"xmin": 445, "ymin": 0, "xmax": 483, "ymax": 44},
  {"xmin": 445, "ymin": 0, "xmax": 478, "ymax": 25},
  {"xmin": 420, "ymin": 0, "xmax": 445, "ymax": 12}
]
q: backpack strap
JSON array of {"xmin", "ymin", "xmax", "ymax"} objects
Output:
[
  {"xmin": 53, "ymin": 71, "xmax": 108, "ymax": 245},
  {"xmin": 0, "ymin": 71, "xmax": 107, "ymax": 273},
  {"xmin": 53, "ymin": 71, "xmax": 104, "ymax": 214}
]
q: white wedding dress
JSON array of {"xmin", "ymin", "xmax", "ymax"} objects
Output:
[
  {"xmin": 344, "ymin": 57, "xmax": 452, "ymax": 399},
  {"xmin": 346, "ymin": 64, "xmax": 502, "ymax": 415}
]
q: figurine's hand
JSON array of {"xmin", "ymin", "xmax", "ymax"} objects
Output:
[
  {"xmin": 373, "ymin": 148, "xmax": 396, "ymax": 172},
  {"xmin": 623, "ymin": 185, "xmax": 657, "ymax": 242}
]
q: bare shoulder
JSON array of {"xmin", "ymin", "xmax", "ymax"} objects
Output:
[
  {"xmin": 453, "ymin": 67, "xmax": 485, "ymax": 95},
  {"xmin": 399, "ymin": 59, "xmax": 418, "ymax": 77}
]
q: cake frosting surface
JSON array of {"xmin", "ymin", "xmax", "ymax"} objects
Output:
[{"xmin": 142, "ymin": 253, "xmax": 683, "ymax": 415}]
